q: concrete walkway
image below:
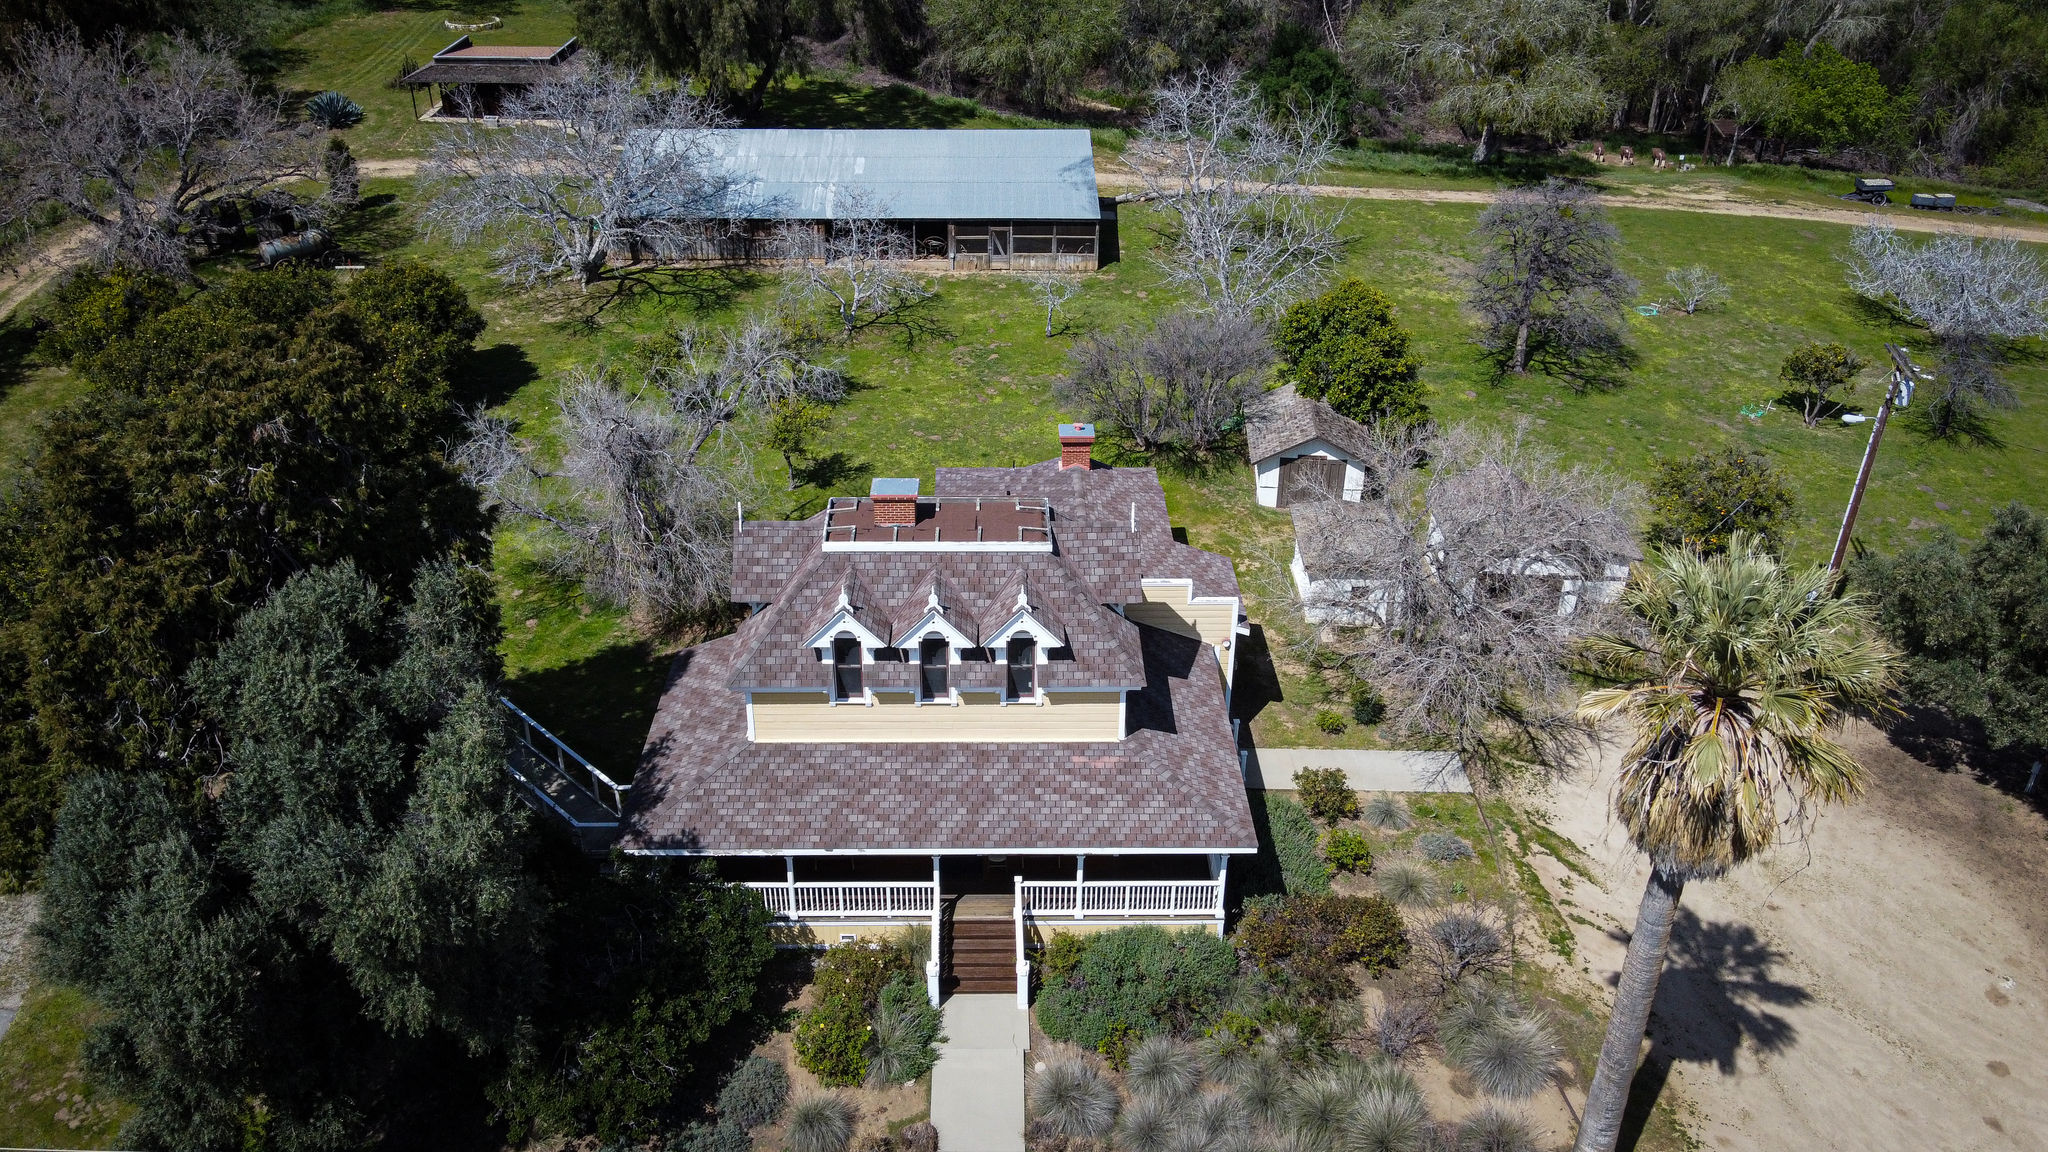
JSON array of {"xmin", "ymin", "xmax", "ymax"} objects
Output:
[{"xmin": 930, "ymin": 994, "xmax": 1028, "ymax": 1152}]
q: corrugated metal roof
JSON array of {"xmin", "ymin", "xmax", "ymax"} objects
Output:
[{"xmin": 642, "ymin": 128, "xmax": 1102, "ymax": 221}]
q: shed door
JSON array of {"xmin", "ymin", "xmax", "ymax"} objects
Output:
[
  {"xmin": 1277, "ymin": 455, "xmax": 1346, "ymax": 507},
  {"xmin": 987, "ymin": 227, "xmax": 1011, "ymax": 259}
]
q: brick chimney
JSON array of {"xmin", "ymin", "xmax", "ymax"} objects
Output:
[
  {"xmin": 870, "ymin": 477, "xmax": 919, "ymax": 526},
  {"xmin": 1058, "ymin": 423, "xmax": 1096, "ymax": 470}
]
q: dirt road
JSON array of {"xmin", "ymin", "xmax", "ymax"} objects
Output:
[
  {"xmin": 1527, "ymin": 724, "xmax": 2048, "ymax": 1152},
  {"xmin": 0, "ymin": 227, "xmax": 92, "ymax": 320},
  {"xmin": 1096, "ymin": 173, "xmax": 2048, "ymax": 241}
]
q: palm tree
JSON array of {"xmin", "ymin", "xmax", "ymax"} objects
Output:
[{"xmin": 1570, "ymin": 534, "xmax": 1899, "ymax": 1152}]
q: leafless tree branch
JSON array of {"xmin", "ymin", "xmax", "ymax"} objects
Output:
[
  {"xmin": 1058, "ymin": 310, "xmax": 1272, "ymax": 453},
  {"xmin": 776, "ymin": 187, "xmax": 935, "ymax": 337}
]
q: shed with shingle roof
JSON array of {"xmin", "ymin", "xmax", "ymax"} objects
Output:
[{"xmin": 1244, "ymin": 384, "xmax": 1378, "ymax": 508}]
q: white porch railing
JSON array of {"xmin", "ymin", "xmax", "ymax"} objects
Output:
[
  {"xmin": 1021, "ymin": 879, "xmax": 1224, "ymax": 918},
  {"xmin": 747, "ymin": 881, "xmax": 937, "ymax": 919}
]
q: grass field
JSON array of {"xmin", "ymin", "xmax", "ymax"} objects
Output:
[{"xmin": 0, "ymin": 984, "xmax": 130, "ymax": 1148}]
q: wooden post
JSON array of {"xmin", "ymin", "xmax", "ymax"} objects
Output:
[
  {"xmin": 785, "ymin": 855, "xmax": 796, "ymax": 916},
  {"xmin": 1828, "ymin": 345, "xmax": 1918, "ymax": 574},
  {"xmin": 1075, "ymin": 854, "xmax": 1085, "ymax": 920},
  {"xmin": 927, "ymin": 855, "xmax": 942, "ymax": 1006}
]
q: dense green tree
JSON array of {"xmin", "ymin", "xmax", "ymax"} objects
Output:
[
  {"xmin": 1275, "ymin": 278, "xmax": 1426, "ymax": 426},
  {"xmin": 1644, "ymin": 448, "xmax": 1795, "ymax": 556},
  {"xmin": 1854, "ymin": 503, "xmax": 2048, "ymax": 757},
  {"xmin": 924, "ymin": 0, "xmax": 1120, "ymax": 110},
  {"xmin": 571, "ymin": 0, "xmax": 818, "ymax": 109},
  {"xmin": 37, "ymin": 561, "xmax": 541, "ymax": 1151},
  {"xmin": 0, "ymin": 263, "xmax": 488, "ymax": 885},
  {"xmin": 1254, "ymin": 22, "xmax": 1357, "ymax": 120},
  {"xmin": 1718, "ymin": 42, "xmax": 1903, "ymax": 157}
]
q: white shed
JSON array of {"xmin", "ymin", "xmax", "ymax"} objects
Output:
[{"xmin": 1245, "ymin": 384, "xmax": 1375, "ymax": 508}]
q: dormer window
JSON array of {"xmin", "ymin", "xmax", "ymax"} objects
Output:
[
  {"xmin": 919, "ymin": 636, "xmax": 949, "ymax": 701},
  {"xmin": 1006, "ymin": 637, "xmax": 1036, "ymax": 700},
  {"xmin": 832, "ymin": 636, "xmax": 863, "ymax": 701}
]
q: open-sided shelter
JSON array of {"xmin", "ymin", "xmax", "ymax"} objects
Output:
[{"xmin": 397, "ymin": 35, "xmax": 583, "ymax": 119}]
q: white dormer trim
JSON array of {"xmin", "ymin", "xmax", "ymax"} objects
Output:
[
  {"xmin": 803, "ymin": 591, "xmax": 890, "ymax": 656},
  {"xmin": 988, "ymin": 608, "xmax": 1060, "ymax": 657},
  {"xmin": 894, "ymin": 606, "xmax": 976, "ymax": 653}
]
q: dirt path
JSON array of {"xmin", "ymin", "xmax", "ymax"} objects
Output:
[
  {"xmin": 1526, "ymin": 723, "xmax": 2048, "ymax": 1151},
  {"xmin": 1096, "ymin": 173, "xmax": 2048, "ymax": 240},
  {"xmin": 359, "ymin": 158, "xmax": 423, "ymax": 179},
  {"xmin": 0, "ymin": 227, "xmax": 92, "ymax": 321}
]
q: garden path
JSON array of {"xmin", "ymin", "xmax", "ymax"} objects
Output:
[
  {"xmin": 930, "ymin": 994, "xmax": 1027, "ymax": 1152},
  {"xmin": 1536, "ymin": 722, "xmax": 2048, "ymax": 1151}
]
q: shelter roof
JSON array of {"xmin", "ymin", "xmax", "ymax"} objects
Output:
[{"xmin": 1244, "ymin": 383, "xmax": 1376, "ymax": 463}]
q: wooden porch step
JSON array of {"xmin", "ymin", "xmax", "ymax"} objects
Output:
[{"xmin": 944, "ymin": 918, "xmax": 1016, "ymax": 993}]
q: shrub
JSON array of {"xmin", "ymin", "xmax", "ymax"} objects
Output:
[
  {"xmin": 1039, "ymin": 931, "xmax": 1089, "ymax": 986},
  {"xmin": 305, "ymin": 90, "xmax": 364, "ymax": 129},
  {"xmin": 794, "ymin": 945, "xmax": 913, "ymax": 1085},
  {"xmin": 1361, "ymin": 794, "xmax": 1411, "ymax": 832},
  {"xmin": 1324, "ymin": 828, "xmax": 1374, "ymax": 874},
  {"xmin": 1441, "ymin": 992, "xmax": 1561, "ymax": 1100},
  {"xmin": 668, "ymin": 1121, "xmax": 751, "ymax": 1152},
  {"xmin": 1370, "ymin": 996, "xmax": 1435, "ymax": 1060},
  {"xmin": 1035, "ymin": 926, "xmax": 1238, "ymax": 1053},
  {"xmin": 1314, "ymin": 708, "xmax": 1348, "ymax": 735},
  {"xmin": 1276, "ymin": 279, "xmax": 1427, "ymax": 426},
  {"xmin": 1124, "ymin": 1035, "xmax": 1200, "ymax": 1104},
  {"xmin": 1294, "ymin": 767, "xmax": 1359, "ymax": 825},
  {"xmin": 1349, "ymin": 683, "xmax": 1387, "ymax": 726},
  {"xmin": 898, "ymin": 1121, "xmax": 939, "ymax": 1152},
  {"xmin": 716, "ymin": 1055, "xmax": 788, "ymax": 1129},
  {"xmin": 787, "ymin": 1093, "xmax": 857, "ymax": 1152},
  {"xmin": 42, "ymin": 265, "xmax": 181, "ymax": 365},
  {"xmin": 866, "ymin": 972, "xmax": 944, "ymax": 1086},
  {"xmin": 1646, "ymin": 448, "xmax": 1795, "ymax": 557},
  {"xmin": 1417, "ymin": 832, "xmax": 1473, "ymax": 862},
  {"xmin": 1664, "ymin": 265, "xmax": 1729, "ymax": 315},
  {"xmin": 1027, "ymin": 1058, "xmax": 1119, "ymax": 1140},
  {"xmin": 1414, "ymin": 908, "xmax": 1510, "ymax": 991},
  {"xmin": 1260, "ymin": 793, "xmax": 1332, "ymax": 895},
  {"xmin": 1234, "ymin": 894, "xmax": 1409, "ymax": 1000}
]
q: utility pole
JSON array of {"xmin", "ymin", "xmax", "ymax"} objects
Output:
[{"xmin": 1827, "ymin": 344, "xmax": 1924, "ymax": 574}]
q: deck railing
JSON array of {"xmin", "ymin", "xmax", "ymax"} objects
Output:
[
  {"xmin": 747, "ymin": 881, "xmax": 938, "ymax": 919},
  {"xmin": 1021, "ymin": 879, "xmax": 1224, "ymax": 918},
  {"xmin": 501, "ymin": 697, "xmax": 629, "ymax": 817}
]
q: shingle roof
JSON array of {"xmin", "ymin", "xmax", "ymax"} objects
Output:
[
  {"xmin": 732, "ymin": 516, "xmax": 821, "ymax": 603},
  {"xmin": 622, "ymin": 623, "xmax": 1257, "ymax": 854},
  {"xmin": 1245, "ymin": 384, "xmax": 1376, "ymax": 464},
  {"xmin": 642, "ymin": 129, "xmax": 1103, "ymax": 222}
]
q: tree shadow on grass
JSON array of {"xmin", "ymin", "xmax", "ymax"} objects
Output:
[
  {"xmin": 1613, "ymin": 909, "xmax": 1810, "ymax": 1150},
  {"xmin": 453, "ymin": 341, "xmax": 538, "ymax": 409},
  {"xmin": 0, "ymin": 315, "xmax": 43, "ymax": 403},
  {"xmin": 751, "ymin": 78, "xmax": 985, "ymax": 130},
  {"xmin": 504, "ymin": 638, "xmax": 677, "ymax": 781},
  {"xmin": 567, "ymin": 265, "xmax": 768, "ymax": 331},
  {"xmin": 333, "ymin": 192, "xmax": 417, "ymax": 256}
]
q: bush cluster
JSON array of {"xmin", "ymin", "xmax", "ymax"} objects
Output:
[
  {"xmin": 793, "ymin": 945, "xmax": 913, "ymax": 1086},
  {"xmin": 1313, "ymin": 708, "xmax": 1347, "ymax": 735},
  {"xmin": 1323, "ymin": 828, "xmax": 1373, "ymax": 874},
  {"xmin": 868, "ymin": 972, "xmax": 945, "ymax": 1086},
  {"xmin": 1294, "ymin": 767, "xmax": 1359, "ymax": 825},
  {"xmin": 1034, "ymin": 926, "xmax": 1238, "ymax": 1057},
  {"xmin": 1417, "ymin": 832, "xmax": 1474, "ymax": 863},
  {"xmin": 1234, "ymin": 894, "xmax": 1410, "ymax": 1001},
  {"xmin": 1262, "ymin": 794, "xmax": 1331, "ymax": 895}
]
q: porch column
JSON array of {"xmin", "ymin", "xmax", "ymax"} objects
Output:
[
  {"xmin": 785, "ymin": 855, "xmax": 796, "ymax": 916},
  {"xmin": 926, "ymin": 855, "xmax": 941, "ymax": 1007},
  {"xmin": 1075, "ymin": 854, "xmax": 1086, "ymax": 920},
  {"xmin": 1212, "ymin": 854, "xmax": 1230, "ymax": 924},
  {"xmin": 1014, "ymin": 874, "xmax": 1029, "ymax": 1010}
]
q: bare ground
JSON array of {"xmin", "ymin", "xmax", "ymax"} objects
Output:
[{"xmin": 1522, "ymin": 721, "xmax": 2048, "ymax": 1151}]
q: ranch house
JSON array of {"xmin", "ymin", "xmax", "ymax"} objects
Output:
[{"xmin": 612, "ymin": 425, "xmax": 1253, "ymax": 1005}]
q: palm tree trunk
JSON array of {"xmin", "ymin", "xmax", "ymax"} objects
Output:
[{"xmin": 1574, "ymin": 863, "xmax": 1686, "ymax": 1152}]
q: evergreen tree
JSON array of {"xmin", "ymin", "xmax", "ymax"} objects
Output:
[{"xmin": 1275, "ymin": 278, "xmax": 1426, "ymax": 426}]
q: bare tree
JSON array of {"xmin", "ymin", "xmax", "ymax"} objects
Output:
[
  {"xmin": 1292, "ymin": 418, "xmax": 1640, "ymax": 775},
  {"xmin": 1664, "ymin": 265, "xmax": 1728, "ymax": 315},
  {"xmin": 779, "ymin": 188, "xmax": 934, "ymax": 337},
  {"xmin": 1022, "ymin": 271, "xmax": 1081, "ymax": 336},
  {"xmin": 1058, "ymin": 310, "xmax": 1272, "ymax": 453},
  {"xmin": 0, "ymin": 30, "xmax": 313, "ymax": 277},
  {"xmin": 456, "ymin": 313, "xmax": 843, "ymax": 622},
  {"xmin": 422, "ymin": 67, "xmax": 743, "ymax": 288},
  {"xmin": 1123, "ymin": 68, "xmax": 1344, "ymax": 316},
  {"xmin": 1845, "ymin": 220, "xmax": 2048, "ymax": 435},
  {"xmin": 1470, "ymin": 178, "xmax": 1637, "ymax": 380}
]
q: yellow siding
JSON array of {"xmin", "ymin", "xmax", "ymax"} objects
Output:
[
  {"xmin": 1127, "ymin": 585, "xmax": 1238, "ymax": 649},
  {"xmin": 751, "ymin": 690, "xmax": 1123, "ymax": 743}
]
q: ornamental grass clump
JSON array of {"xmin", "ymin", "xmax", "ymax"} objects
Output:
[
  {"xmin": 1373, "ymin": 861, "xmax": 1439, "ymax": 907},
  {"xmin": 786, "ymin": 1093, "xmax": 856, "ymax": 1152},
  {"xmin": 1361, "ymin": 794, "xmax": 1411, "ymax": 831},
  {"xmin": 715, "ymin": 1055, "xmax": 788, "ymax": 1128},
  {"xmin": 1113, "ymin": 1095, "xmax": 1174, "ymax": 1152},
  {"xmin": 866, "ymin": 972, "xmax": 945, "ymax": 1086},
  {"xmin": 1457, "ymin": 1106, "xmax": 1542, "ymax": 1152},
  {"xmin": 1441, "ymin": 992, "xmax": 1562, "ymax": 1100},
  {"xmin": 1125, "ymin": 1035, "xmax": 1202, "ymax": 1104},
  {"xmin": 1027, "ymin": 1058, "xmax": 1119, "ymax": 1142},
  {"xmin": 1341, "ymin": 1085, "xmax": 1430, "ymax": 1152}
]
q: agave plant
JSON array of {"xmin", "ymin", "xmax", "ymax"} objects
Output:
[
  {"xmin": 1337, "ymin": 1086, "xmax": 1429, "ymax": 1152},
  {"xmin": 1126, "ymin": 1035, "xmax": 1202, "ymax": 1105},
  {"xmin": 1456, "ymin": 1107, "xmax": 1541, "ymax": 1152},
  {"xmin": 305, "ymin": 90, "xmax": 364, "ymax": 129},
  {"xmin": 1027, "ymin": 1058, "xmax": 1119, "ymax": 1141},
  {"xmin": 1361, "ymin": 794, "xmax": 1411, "ymax": 831},
  {"xmin": 786, "ymin": 1092, "xmax": 856, "ymax": 1152}
]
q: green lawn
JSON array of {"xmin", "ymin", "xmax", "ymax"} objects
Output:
[{"xmin": 0, "ymin": 984, "xmax": 129, "ymax": 1148}]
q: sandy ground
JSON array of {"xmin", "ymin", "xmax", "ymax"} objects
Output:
[{"xmin": 1523, "ymin": 722, "xmax": 2048, "ymax": 1152}]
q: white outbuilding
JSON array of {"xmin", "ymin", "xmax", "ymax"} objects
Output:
[{"xmin": 1245, "ymin": 384, "xmax": 1375, "ymax": 508}]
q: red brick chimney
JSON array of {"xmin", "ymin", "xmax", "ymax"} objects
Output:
[
  {"xmin": 870, "ymin": 477, "xmax": 919, "ymax": 526},
  {"xmin": 1058, "ymin": 423, "xmax": 1096, "ymax": 470}
]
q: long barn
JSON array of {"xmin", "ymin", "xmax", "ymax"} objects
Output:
[{"xmin": 643, "ymin": 128, "xmax": 1118, "ymax": 271}]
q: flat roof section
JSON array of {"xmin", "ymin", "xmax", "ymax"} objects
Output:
[{"xmin": 822, "ymin": 496, "xmax": 1053, "ymax": 552}]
